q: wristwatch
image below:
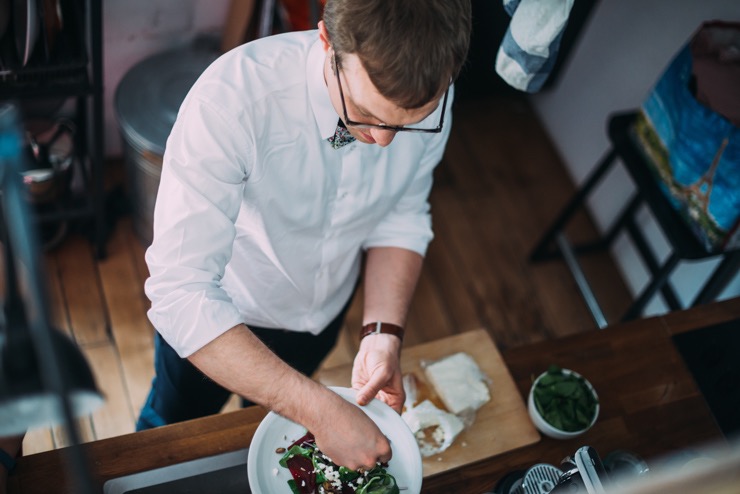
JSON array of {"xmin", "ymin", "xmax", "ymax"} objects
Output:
[{"xmin": 360, "ymin": 321, "xmax": 404, "ymax": 342}]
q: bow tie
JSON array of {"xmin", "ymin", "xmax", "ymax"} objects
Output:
[{"xmin": 328, "ymin": 119, "xmax": 356, "ymax": 149}]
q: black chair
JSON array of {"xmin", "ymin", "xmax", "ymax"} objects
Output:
[{"xmin": 530, "ymin": 111, "xmax": 740, "ymax": 328}]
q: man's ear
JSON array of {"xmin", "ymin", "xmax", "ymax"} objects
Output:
[{"xmin": 318, "ymin": 21, "xmax": 331, "ymax": 52}]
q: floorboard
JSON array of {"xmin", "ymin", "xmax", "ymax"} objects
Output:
[
  {"xmin": 97, "ymin": 219, "xmax": 156, "ymax": 414},
  {"xmin": 54, "ymin": 236, "xmax": 109, "ymax": 346}
]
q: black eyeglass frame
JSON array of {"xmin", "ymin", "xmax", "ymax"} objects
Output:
[{"xmin": 333, "ymin": 54, "xmax": 448, "ymax": 134}]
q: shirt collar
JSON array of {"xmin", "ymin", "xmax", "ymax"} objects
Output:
[{"xmin": 306, "ymin": 37, "xmax": 341, "ymax": 141}]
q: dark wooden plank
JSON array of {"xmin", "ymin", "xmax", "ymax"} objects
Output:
[
  {"xmin": 404, "ymin": 265, "xmax": 458, "ymax": 348},
  {"xmin": 426, "ymin": 187, "xmax": 512, "ymax": 343},
  {"xmin": 54, "ymin": 235, "xmax": 109, "ymax": 345},
  {"xmin": 21, "ymin": 427, "xmax": 55, "ymax": 456},
  {"xmin": 97, "ymin": 222, "xmax": 156, "ymax": 415},
  {"xmin": 43, "ymin": 254, "xmax": 72, "ymax": 338},
  {"xmin": 83, "ymin": 344, "xmax": 136, "ymax": 440},
  {"xmin": 424, "ymin": 193, "xmax": 486, "ymax": 335},
  {"xmin": 453, "ymin": 96, "xmax": 633, "ymax": 334},
  {"xmin": 10, "ymin": 406, "xmax": 267, "ymax": 494},
  {"xmin": 50, "ymin": 417, "xmax": 96, "ymax": 452},
  {"xmin": 659, "ymin": 295, "xmax": 740, "ymax": 335}
]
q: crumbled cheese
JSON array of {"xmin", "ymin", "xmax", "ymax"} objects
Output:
[
  {"xmin": 324, "ymin": 465, "xmax": 340, "ymax": 483},
  {"xmin": 272, "ymin": 467, "xmax": 279, "ymax": 476},
  {"xmin": 424, "ymin": 352, "xmax": 490, "ymax": 414}
]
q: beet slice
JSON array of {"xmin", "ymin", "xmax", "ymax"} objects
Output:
[{"xmin": 286, "ymin": 454, "xmax": 317, "ymax": 493}]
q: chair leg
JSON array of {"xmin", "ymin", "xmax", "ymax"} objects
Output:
[
  {"xmin": 692, "ymin": 250, "xmax": 740, "ymax": 306},
  {"xmin": 530, "ymin": 148, "xmax": 619, "ymax": 262},
  {"xmin": 621, "ymin": 253, "xmax": 680, "ymax": 321},
  {"xmin": 601, "ymin": 194, "xmax": 641, "ymax": 248},
  {"xmin": 625, "ymin": 215, "xmax": 682, "ymax": 311},
  {"xmin": 258, "ymin": 0, "xmax": 277, "ymax": 38},
  {"xmin": 556, "ymin": 233, "xmax": 608, "ymax": 329}
]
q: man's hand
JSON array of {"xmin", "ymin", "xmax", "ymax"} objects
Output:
[
  {"xmin": 189, "ymin": 326, "xmax": 393, "ymax": 472},
  {"xmin": 311, "ymin": 393, "xmax": 392, "ymax": 471},
  {"xmin": 352, "ymin": 333, "xmax": 404, "ymax": 413}
]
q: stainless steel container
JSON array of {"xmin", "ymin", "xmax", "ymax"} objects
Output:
[{"xmin": 114, "ymin": 39, "xmax": 219, "ymax": 245}]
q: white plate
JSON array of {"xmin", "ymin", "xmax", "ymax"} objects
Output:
[{"xmin": 247, "ymin": 386, "xmax": 422, "ymax": 493}]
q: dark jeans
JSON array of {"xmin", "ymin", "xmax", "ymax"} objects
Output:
[{"xmin": 136, "ymin": 303, "xmax": 350, "ymax": 431}]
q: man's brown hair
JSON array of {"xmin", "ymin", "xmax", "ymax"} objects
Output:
[{"xmin": 323, "ymin": 0, "xmax": 472, "ymax": 109}]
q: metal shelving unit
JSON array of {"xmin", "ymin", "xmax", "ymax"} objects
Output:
[{"xmin": 0, "ymin": 0, "xmax": 106, "ymax": 258}]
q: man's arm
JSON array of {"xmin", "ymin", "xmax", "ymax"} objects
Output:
[
  {"xmin": 188, "ymin": 325, "xmax": 391, "ymax": 471},
  {"xmin": 353, "ymin": 246, "xmax": 423, "ymax": 412}
]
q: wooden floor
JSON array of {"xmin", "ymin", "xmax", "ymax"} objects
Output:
[{"xmin": 20, "ymin": 93, "xmax": 632, "ymax": 455}]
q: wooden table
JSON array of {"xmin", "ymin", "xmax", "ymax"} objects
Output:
[
  {"xmin": 315, "ymin": 329, "xmax": 541, "ymax": 478},
  {"xmin": 8, "ymin": 297, "xmax": 740, "ymax": 494}
]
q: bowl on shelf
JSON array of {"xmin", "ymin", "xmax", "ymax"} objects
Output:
[
  {"xmin": 528, "ymin": 366, "xmax": 599, "ymax": 440},
  {"xmin": 21, "ymin": 118, "xmax": 76, "ymax": 205}
]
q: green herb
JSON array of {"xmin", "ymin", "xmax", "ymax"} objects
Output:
[{"xmin": 533, "ymin": 365, "xmax": 598, "ymax": 432}]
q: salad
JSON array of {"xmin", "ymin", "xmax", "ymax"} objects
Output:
[
  {"xmin": 532, "ymin": 365, "xmax": 598, "ymax": 432},
  {"xmin": 278, "ymin": 431, "xmax": 400, "ymax": 494}
]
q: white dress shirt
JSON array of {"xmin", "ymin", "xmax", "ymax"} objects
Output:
[{"xmin": 145, "ymin": 30, "xmax": 453, "ymax": 357}]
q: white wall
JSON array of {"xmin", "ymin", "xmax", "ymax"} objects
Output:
[
  {"xmin": 530, "ymin": 0, "xmax": 740, "ymax": 315},
  {"xmin": 102, "ymin": 0, "xmax": 231, "ymax": 156}
]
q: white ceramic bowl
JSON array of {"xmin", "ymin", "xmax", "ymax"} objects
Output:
[{"xmin": 527, "ymin": 368, "xmax": 599, "ymax": 440}]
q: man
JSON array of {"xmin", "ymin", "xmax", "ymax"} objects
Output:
[{"xmin": 137, "ymin": 0, "xmax": 471, "ymax": 471}]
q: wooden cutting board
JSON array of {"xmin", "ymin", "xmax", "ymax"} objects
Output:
[{"xmin": 314, "ymin": 329, "xmax": 540, "ymax": 477}]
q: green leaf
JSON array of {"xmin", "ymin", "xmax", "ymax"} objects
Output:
[
  {"xmin": 339, "ymin": 465, "xmax": 360, "ymax": 482},
  {"xmin": 533, "ymin": 367, "xmax": 598, "ymax": 432},
  {"xmin": 356, "ymin": 473, "xmax": 400, "ymax": 494},
  {"xmin": 278, "ymin": 445, "xmax": 313, "ymax": 468},
  {"xmin": 575, "ymin": 406, "xmax": 591, "ymax": 425},
  {"xmin": 553, "ymin": 381, "xmax": 580, "ymax": 397},
  {"xmin": 534, "ymin": 391, "xmax": 554, "ymax": 409},
  {"xmin": 547, "ymin": 364, "xmax": 562, "ymax": 374},
  {"xmin": 537, "ymin": 374, "xmax": 558, "ymax": 387},
  {"xmin": 287, "ymin": 479, "xmax": 301, "ymax": 494}
]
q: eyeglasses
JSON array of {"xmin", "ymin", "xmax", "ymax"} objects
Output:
[{"xmin": 333, "ymin": 54, "xmax": 448, "ymax": 134}]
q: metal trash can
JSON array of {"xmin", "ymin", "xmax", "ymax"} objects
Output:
[{"xmin": 114, "ymin": 39, "xmax": 219, "ymax": 246}]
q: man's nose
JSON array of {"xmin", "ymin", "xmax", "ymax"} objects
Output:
[{"xmin": 370, "ymin": 128, "xmax": 397, "ymax": 147}]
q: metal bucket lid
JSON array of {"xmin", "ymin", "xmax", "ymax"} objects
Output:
[{"xmin": 114, "ymin": 39, "xmax": 220, "ymax": 157}]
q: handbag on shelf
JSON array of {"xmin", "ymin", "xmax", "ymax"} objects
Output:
[{"xmin": 633, "ymin": 20, "xmax": 740, "ymax": 252}]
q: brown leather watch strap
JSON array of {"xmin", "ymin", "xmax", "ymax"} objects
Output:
[{"xmin": 360, "ymin": 321, "xmax": 405, "ymax": 342}]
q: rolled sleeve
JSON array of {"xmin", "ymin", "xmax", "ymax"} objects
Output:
[{"xmin": 145, "ymin": 95, "xmax": 251, "ymax": 358}]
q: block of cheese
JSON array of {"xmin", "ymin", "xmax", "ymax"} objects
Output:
[
  {"xmin": 402, "ymin": 400, "xmax": 465, "ymax": 457},
  {"xmin": 423, "ymin": 352, "xmax": 491, "ymax": 414}
]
